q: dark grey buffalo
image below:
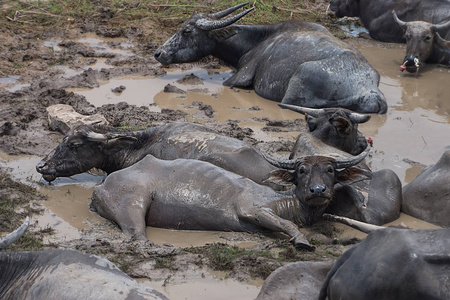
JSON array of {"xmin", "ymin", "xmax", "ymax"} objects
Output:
[
  {"xmin": 256, "ymin": 224, "xmax": 450, "ymax": 300},
  {"xmin": 0, "ymin": 218, "xmax": 168, "ymax": 300},
  {"xmin": 91, "ymin": 147, "xmax": 370, "ymax": 251},
  {"xmin": 256, "ymin": 261, "xmax": 334, "ymax": 300},
  {"xmin": 280, "ymin": 104, "xmax": 370, "ymax": 156},
  {"xmin": 36, "ymin": 108, "xmax": 371, "ymax": 187},
  {"xmin": 329, "ymin": 0, "xmax": 450, "ymax": 73},
  {"xmin": 318, "ymin": 227, "xmax": 450, "ymax": 300},
  {"xmin": 286, "ymin": 132, "xmax": 402, "ymax": 226},
  {"xmin": 154, "ymin": 3, "xmax": 387, "ymax": 114},
  {"xmin": 36, "ymin": 122, "xmax": 277, "ymax": 186},
  {"xmin": 402, "ymin": 149, "xmax": 450, "ymax": 227}
]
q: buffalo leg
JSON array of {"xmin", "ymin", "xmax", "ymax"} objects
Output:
[{"xmin": 237, "ymin": 206, "xmax": 314, "ymax": 251}]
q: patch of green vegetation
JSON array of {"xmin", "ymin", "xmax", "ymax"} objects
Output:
[
  {"xmin": 154, "ymin": 256, "xmax": 175, "ymax": 269},
  {"xmin": 0, "ymin": 0, "xmax": 337, "ymax": 42},
  {"xmin": 0, "ymin": 169, "xmax": 48, "ymax": 251},
  {"xmin": 185, "ymin": 243, "xmax": 274, "ymax": 271}
]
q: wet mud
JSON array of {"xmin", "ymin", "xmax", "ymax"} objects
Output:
[{"xmin": 1, "ymin": 28, "xmax": 449, "ymax": 300}]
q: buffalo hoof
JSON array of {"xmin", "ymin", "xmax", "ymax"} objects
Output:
[{"xmin": 291, "ymin": 235, "xmax": 315, "ymax": 252}]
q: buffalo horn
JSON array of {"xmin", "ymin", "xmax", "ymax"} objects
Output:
[
  {"xmin": 260, "ymin": 150, "xmax": 297, "ymax": 170},
  {"xmin": 86, "ymin": 131, "xmax": 108, "ymax": 142},
  {"xmin": 392, "ymin": 10, "xmax": 407, "ymax": 29},
  {"xmin": 322, "ymin": 213, "xmax": 384, "ymax": 233},
  {"xmin": 196, "ymin": 7, "xmax": 255, "ymax": 30},
  {"xmin": 0, "ymin": 216, "xmax": 30, "ymax": 249},
  {"xmin": 348, "ymin": 112, "xmax": 371, "ymax": 124},
  {"xmin": 433, "ymin": 19, "xmax": 450, "ymax": 32},
  {"xmin": 207, "ymin": 2, "xmax": 250, "ymax": 19},
  {"xmin": 335, "ymin": 144, "xmax": 370, "ymax": 169},
  {"xmin": 278, "ymin": 103, "xmax": 325, "ymax": 118}
]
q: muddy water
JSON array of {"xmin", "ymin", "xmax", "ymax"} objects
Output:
[{"xmin": 2, "ymin": 35, "xmax": 450, "ymax": 300}]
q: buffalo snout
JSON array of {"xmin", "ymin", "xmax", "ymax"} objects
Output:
[
  {"xmin": 309, "ymin": 184, "xmax": 327, "ymax": 195},
  {"xmin": 400, "ymin": 54, "xmax": 420, "ymax": 73}
]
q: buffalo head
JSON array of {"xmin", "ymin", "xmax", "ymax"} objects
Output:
[
  {"xmin": 154, "ymin": 2, "xmax": 254, "ymax": 66},
  {"xmin": 328, "ymin": 0, "xmax": 360, "ymax": 18},
  {"xmin": 393, "ymin": 10, "xmax": 450, "ymax": 73},
  {"xmin": 36, "ymin": 124, "xmax": 135, "ymax": 182},
  {"xmin": 264, "ymin": 145, "xmax": 370, "ymax": 219},
  {"xmin": 279, "ymin": 104, "xmax": 370, "ymax": 155}
]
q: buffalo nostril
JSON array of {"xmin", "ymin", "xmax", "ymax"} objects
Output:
[
  {"xmin": 154, "ymin": 49, "xmax": 161, "ymax": 59},
  {"xmin": 309, "ymin": 184, "xmax": 327, "ymax": 194}
]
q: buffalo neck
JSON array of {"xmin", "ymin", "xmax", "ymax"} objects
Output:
[
  {"xmin": 100, "ymin": 127, "xmax": 160, "ymax": 174},
  {"xmin": 271, "ymin": 193, "xmax": 327, "ymax": 227},
  {"xmin": 211, "ymin": 24, "xmax": 282, "ymax": 68}
]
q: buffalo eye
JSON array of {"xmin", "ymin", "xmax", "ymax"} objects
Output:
[
  {"xmin": 298, "ymin": 165, "xmax": 307, "ymax": 175},
  {"xmin": 183, "ymin": 28, "xmax": 192, "ymax": 36},
  {"xmin": 327, "ymin": 166, "xmax": 334, "ymax": 174},
  {"xmin": 69, "ymin": 141, "xmax": 82, "ymax": 148},
  {"xmin": 405, "ymin": 34, "xmax": 411, "ymax": 41},
  {"xmin": 424, "ymin": 35, "xmax": 432, "ymax": 41}
]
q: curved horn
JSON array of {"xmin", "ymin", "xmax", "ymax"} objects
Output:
[
  {"xmin": 392, "ymin": 10, "xmax": 407, "ymax": 29},
  {"xmin": 334, "ymin": 143, "xmax": 370, "ymax": 169},
  {"xmin": 0, "ymin": 216, "xmax": 30, "ymax": 249},
  {"xmin": 278, "ymin": 103, "xmax": 325, "ymax": 118},
  {"xmin": 322, "ymin": 213, "xmax": 384, "ymax": 233},
  {"xmin": 433, "ymin": 19, "xmax": 450, "ymax": 32},
  {"xmin": 260, "ymin": 150, "xmax": 297, "ymax": 170},
  {"xmin": 348, "ymin": 112, "xmax": 371, "ymax": 124},
  {"xmin": 86, "ymin": 130, "xmax": 107, "ymax": 142},
  {"xmin": 196, "ymin": 7, "xmax": 255, "ymax": 30},
  {"xmin": 207, "ymin": 2, "xmax": 250, "ymax": 19}
]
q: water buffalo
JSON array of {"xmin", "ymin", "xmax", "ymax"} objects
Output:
[
  {"xmin": 36, "ymin": 107, "xmax": 371, "ymax": 187},
  {"xmin": 402, "ymin": 149, "xmax": 450, "ymax": 227},
  {"xmin": 36, "ymin": 122, "xmax": 277, "ymax": 186},
  {"xmin": 0, "ymin": 218, "xmax": 168, "ymax": 300},
  {"xmin": 318, "ymin": 227, "xmax": 450, "ymax": 300},
  {"xmin": 279, "ymin": 104, "xmax": 370, "ymax": 155},
  {"xmin": 154, "ymin": 3, "xmax": 387, "ymax": 114},
  {"xmin": 256, "ymin": 222, "xmax": 450, "ymax": 300},
  {"xmin": 256, "ymin": 261, "xmax": 334, "ymax": 300},
  {"xmin": 329, "ymin": 0, "xmax": 450, "ymax": 73},
  {"xmin": 287, "ymin": 133, "xmax": 402, "ymax": 226},
  {"xmin": 91, "ymin": 147, "xmax": 370, "ymax": 251}
]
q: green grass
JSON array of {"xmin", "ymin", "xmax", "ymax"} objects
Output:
[
  {"xmin": 0, "ymin": 170, "xmax": 48, "ymax": 251},
  {"xmin": 0, "ymin": 0, "xmax": 336, "ymax": 41}
]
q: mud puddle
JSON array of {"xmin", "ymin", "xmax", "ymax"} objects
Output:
[
  {"xmin": 139, "ymin": 271, "xmax": 262, "ymax": 300},
  {"xmin": 345, "ymin": 38, "xmax": 450, "ymax": 184}
]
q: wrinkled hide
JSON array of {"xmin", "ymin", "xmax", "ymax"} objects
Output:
[
  {"xmin": 92, "ymin": 152, "xmax": 368, "ymax": 251},
  {"xmin": 290, "ymin": 134, "xmax": 402, "ymax": 225},
  {"xmin": 402, "ymin": 149, "xmax": 450, "ymax": 227},
  {"xmin": 155, "ymin": 4, "xmax": 386, "ymax": 113},
  {"xmin": 329, "ymin": 0, "xmax": 450, "ymax": 70},
  {"xmin": 256, "ymin": 261, "xmax": 334, "ymax": 300},
  {"xmin": 36, "ymin": 122, "xmax": 277, "ymax": 186},
  {"xmin": 318, "ymin": 228, "xmax": 450, "ymax": 300},
  {"xmin": 0, "ymin": 219, "xmax": 167, "ymax": 300},
  {"xmin": 0, "ymin": 250, "xmax": 168, "ymax": 300}
]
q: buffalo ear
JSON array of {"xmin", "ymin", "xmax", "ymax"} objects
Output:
[
  {"xmin": 266, "ymin": 169, "xmax": 296, "ymax": 183},
  {"xmin": 105, "ymin": 137, "xmax": 137, "ymax": 153},
  {"xmin": 209, "ymin": 27, "xmax": 240, "ymax": 41},
  {"xmin": 330, "ymin": 116, "xmax": 351, "ymax": 137},
  {"xmin": 336, "ymin": 167, "xmax": 372, "ymax": 185}
]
